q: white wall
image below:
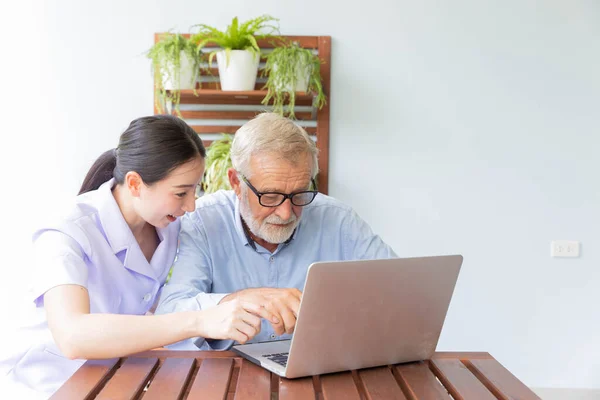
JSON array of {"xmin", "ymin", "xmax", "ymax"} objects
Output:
[{"xmin": 2, "ymin": 0, "xmax": 598, "ymax": 390}]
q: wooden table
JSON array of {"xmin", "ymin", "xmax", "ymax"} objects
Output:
[{"xmin": 50, "ymin": 350, "xmax": 541, "ymax": 399}]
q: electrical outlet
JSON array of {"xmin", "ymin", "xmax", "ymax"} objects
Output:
[{"xmin": 551, "ymin": 240, "xmax": 580, "ymax": 258}]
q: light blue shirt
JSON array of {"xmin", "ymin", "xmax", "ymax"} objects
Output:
[{"xmin": 156, "ymin": 190, "xmax": 396, "ymax": 350}]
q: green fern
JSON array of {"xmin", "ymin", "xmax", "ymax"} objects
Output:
[
  {"xmin": 203, "ymin": 134, "xmax": 233, "ymax": 194},
  {"xmin": 191, "ymin": 15, "xmax": 280, "ymax": 69},
  {"xmin": 146, "ymin": 32, "xmax": 200, "ymax": 116},
  {"xmin": 261, "ymin": 41, "xmax": 326, "ymax": 118}
]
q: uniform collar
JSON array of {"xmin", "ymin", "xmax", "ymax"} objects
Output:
[{"xmin": 94, "ymin": 178, "xmax": 162, "ymax": 278}]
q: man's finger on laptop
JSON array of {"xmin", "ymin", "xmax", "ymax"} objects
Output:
[
  {"xmin": 276, "ymin": 304, "xmax": 297, "ymax": 334},
  {"xmin": 290, "ymin": 288, "xmax": 302, "ymax": 300},
  {"xmin": 264, "ymin": 304, "xmax": 286, "ymax": 336}
]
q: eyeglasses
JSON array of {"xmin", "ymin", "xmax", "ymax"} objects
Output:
[{"xmin": 240, "ymin": 174, "xmax": 318, "ymax": 207}]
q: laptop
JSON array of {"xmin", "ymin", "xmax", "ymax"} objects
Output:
[{"xmin": 232, "ymin": 255, "xmax": 463, "ymax": 378}]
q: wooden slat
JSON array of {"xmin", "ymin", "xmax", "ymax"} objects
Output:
[
  {"xmin": 430, "ymin": 359, "xmax": 496, "ymax": 400},
  {"xmin": 393, "ymin": 362, "xmax": 451, "ymax": 399},
  {"xmin": 199, "ymin": 81, "xmax": 265, "ymax": 90},
  {"xmin": 198, "ymin": 67, "xmax": 275, "ymax": 76},
  {"xmin": 143, "ymin": 358, "xmax": 195, "ymax": 400},
  {"xmin": 157, "ymin": 34, "xmax": 319, "ymax": 49},
  {"xmin": 131, "ymin": 350, "xmax": 239, "ymax": 358},
  {"xmin": 192, "ymin": 125, "xmax": 316, "ymax": 135},
  {"xmin": 179, "ymin": 91, "xmax": 314, "ymax": 106},
  {"xmin": 187, "ymin": 358, "xmax": 234, "ymax": 399},
  {"xmin": 180, "ymin": 110, "xmax": 314, "ymax": 121},
  {"xmin": 96, "ymin": 357, "xmax": 158, "ymax": 399},
  {"xmin": 192, "ymin": 125, "xmax": 240, "ymax": 134},
  {"xmin": 316, "ymin": 36, "xmax": 331, "ymax": 194},
  {"xmin": 320, "ymin": 371, "xmax": 361, "ymax": 400},
  {"xmin": 257, "ymin": 36, "xmax": 319, "ymax": 48},
  {"xmin": 181, "ymin": 110, "xmax": 264, "ymax": 120},
  {"xmin": 49, "ymin": 358, "xmax": 119, "ymax": 400},
  {"xmin": 466, "ymin": 359, "xmax": 541, "ymax": 400},
  {"xmin": 279, "ymin": 376, "xmax": 316, "ymax": 400},
  {"xmin": 359, "ymin": 366, "xmax": 407, "ymax": 400},
  {"xmin": 234, "ymin": 359, "xmax": 271, "ymax": 399},
  {"xmin": 179, "ymin": 89, "xmax": 313, "ymax": 104}
]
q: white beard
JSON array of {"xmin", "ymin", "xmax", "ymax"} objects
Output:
[{"xmin": 240, "ymin": 188, "xmax": 299, "ymax": 244}]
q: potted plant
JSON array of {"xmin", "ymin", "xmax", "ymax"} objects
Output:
[
  {"xmin": 261, "ymin": 41, "xmax": 326, "ymax": 118},
  {"xmin": 146, "ymin": 32, "xmax": 200, "ymax": 115},
  {"xmin": 192, "ymin": 15, "xmax": 279, "ymax": 91},
  {"xmin": 202, "ymin": 134, "xmax": 233, "ymax": 194}
]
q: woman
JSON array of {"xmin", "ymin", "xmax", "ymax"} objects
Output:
[{"xmin": 0, "ymin": 115, "xmax": 275, "ymax": 398}]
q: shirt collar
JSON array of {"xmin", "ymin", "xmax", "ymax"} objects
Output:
[
  {"xmin": 93, "ymin": 179, "xmax": 165, "ymax": 278},
  {"xmin": 95, "ymin": 178, "xmax": 135, "ymax": 256}
]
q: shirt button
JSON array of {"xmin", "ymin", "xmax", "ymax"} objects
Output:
[
  {"xmin": 143, "ymin": 293, "xmax": 152, "ymax": 302},
  {"xmin": 270, "ymin": 334, "xmax": 277, "ymax": 339},
  {"xmin": 270, "ymin": 257, "xmax": 275, "ymax": 263}
]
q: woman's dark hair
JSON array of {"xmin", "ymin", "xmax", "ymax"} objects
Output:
[{"xmin": 79, "ymin": 115, "xmax": 206, "ymax": 195}]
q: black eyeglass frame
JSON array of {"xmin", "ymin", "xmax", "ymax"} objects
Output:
[{"xmin": 240, "ymin": 174, "xmax": 319, "ymax": 207}]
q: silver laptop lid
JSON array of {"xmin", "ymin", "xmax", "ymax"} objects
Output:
[{"xmin": 285, "ymin": 255, "xmax": 463, "ymax": 378}]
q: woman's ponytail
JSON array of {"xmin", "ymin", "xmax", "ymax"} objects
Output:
[{"xmin": 78, "ymin": 149, "xmax": 117, "ymax": 195}]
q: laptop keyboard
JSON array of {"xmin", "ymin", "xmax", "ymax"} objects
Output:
[{"xmin": 263, "ymin": 352, "xmax": 289, "ymax": 367}]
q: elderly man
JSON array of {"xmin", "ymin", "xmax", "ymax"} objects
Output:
[{"xmin": 156, "ymin": 112, "xmax": 396, "ymax": 350}]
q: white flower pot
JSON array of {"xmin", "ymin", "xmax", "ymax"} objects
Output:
[
  {"xmin": 269, "ymin": 61, "xmax": 310, "ymax": 92},
  {"xmin": 162, "ymin": 51, "xmax": 196, "ymax": 90},
  {"xmin": 216, "ymin": 50, "xmax": 260, "ymax": 91}
]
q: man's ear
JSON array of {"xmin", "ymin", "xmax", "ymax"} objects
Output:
[
  {"xmin": 228, "ymin": 168, "xmax": 241, "ymax": 198},
  {"xmin": 125, "ymin": 171, "xmax": 144, "ymax": 197}
]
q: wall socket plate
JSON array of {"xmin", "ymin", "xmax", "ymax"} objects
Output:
[{"xmin": 551, "ymin": 240, "xmax": 580, "ymax": 258}]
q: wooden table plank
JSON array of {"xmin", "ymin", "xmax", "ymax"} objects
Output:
[
  {"xmin": 432, "ymin": 352, "xmax": 492, "ymax": 360},
  {"xmin": 49, "ymin": 358, "xmax": 119, "ymax": 400},
  {"xmin": 130, "ymin": 349, "xmax": 239, "ymax": 358},
  {"xmin": 394, "ymin": 362, "xmax": 451, "ymax": 399},
  {"xmin": 187, "ymin": 358, "xmax": 234, "ymax": 399},
  {"xmin": 466, "ymin": 359, "xmax": 541, "ymax": 400},
  {"xmin": 96, "ymin": 357, "xmax": 158, "ymax": 399},
  {"xmin": 279, "ymin": 376, "xmax": 316, "ymax": 400},
  {"xmin": 143, "ymin": 358, "xmax": 195, "ymax": 400},
  {"xmin": 52, "ymin": 351, "xmax": 539, "ymax": 400},
  {"xmin": 430, "ymin": 359, "xmax": 496, "ymax": 400},
  {"xmin": 234, "ymin": 359, "xmax": 271, "ymax": 399},
  {"xmin": 359, "ymin": 366, "xmax": 408, "ymax": 400},
  {"xmin": 320, "ymin": 371, "xmax": 361, "ymax": 400}
]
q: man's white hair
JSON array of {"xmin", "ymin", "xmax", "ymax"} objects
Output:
[{"xmin": 231, "ymin": 112, "xmax": 319, "ymax": 179}]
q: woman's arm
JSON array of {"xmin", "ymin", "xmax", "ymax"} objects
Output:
[{"xmin": 45, "ymin": 284, "xmax": 275, "ymax": 360}]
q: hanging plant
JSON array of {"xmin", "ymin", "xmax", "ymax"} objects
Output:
[
  {"xmin": 261, "ymin": 41, "xmax": 326, "ymax": 118},
  {"xmin": 146, "ymin": 32, "xmax": 200, "ymax": 116}
]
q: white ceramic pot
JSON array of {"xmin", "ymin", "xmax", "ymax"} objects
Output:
[
  {"xmin": 216, "ymin": 50, "xmax": 260, "ymax": 91},
  {"xmin": 162, "ymin": 51, "xmax": 196, "ymax": 90},
  {"xmin": 270, "ymin": 62, "xmax": 310, "ymax": 92}
]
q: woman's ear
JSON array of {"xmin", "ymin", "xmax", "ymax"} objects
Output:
[{"xmin": 125, "ymin": 171, "xmax": 144, "ymax": 197}]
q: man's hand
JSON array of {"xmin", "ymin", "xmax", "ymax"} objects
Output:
[{"xmin": 220, "ymin": 288, "xmax": 302, "ymax": 335}]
